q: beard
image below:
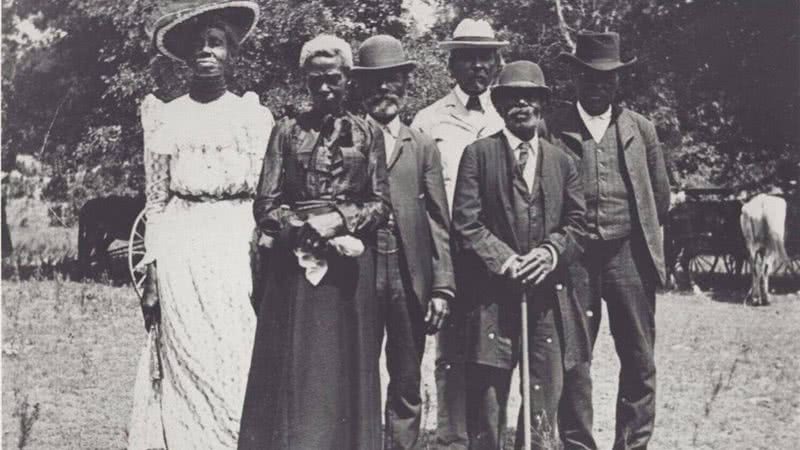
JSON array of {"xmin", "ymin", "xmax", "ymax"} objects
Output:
[{"xmin": 366, "ymin": 94, "xmax": 401, "ymax": 123}]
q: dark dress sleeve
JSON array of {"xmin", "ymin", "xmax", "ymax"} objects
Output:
[
  {"xmin": 334, "ymin": 122, "xmax": 392, "ymax": 236},
  {"xmin": 253, "ymin": 120, "xmax": 300, "ymax": 244}
]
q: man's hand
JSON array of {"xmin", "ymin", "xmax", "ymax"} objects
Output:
[
  {"xmin": 141, "ymin": 264, "xmax": 161, "ymax": 332},
  {"xmin": 515, "ymin": 247, "xmax": 554, "ymax": 285},
  {"xmin": 425, "ymin": 295, "xmax": 450, "ymax": 335},
  {"xmin": 503, "ymin": 255, "xmax": 522, "ymax": 279}
]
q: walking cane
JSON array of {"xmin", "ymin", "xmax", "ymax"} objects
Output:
[{"xmin": 520, "ymin": 291, "xmax": 532, "ymax": 450}]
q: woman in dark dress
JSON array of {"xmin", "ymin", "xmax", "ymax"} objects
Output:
[{"xmin": 238, "ymin": 34, "xmax": 391, "ymax": 450}]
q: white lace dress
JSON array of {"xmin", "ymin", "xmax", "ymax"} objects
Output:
[{"xmin": 127, "ymin": 91, "xmax": 274, "ymax": 449}]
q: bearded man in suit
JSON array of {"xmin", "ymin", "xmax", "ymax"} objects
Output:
[{"xmin": 353, "ymin": 35, "xmax": 455, "ymax": 450}]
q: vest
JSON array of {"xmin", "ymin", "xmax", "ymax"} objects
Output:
[
  {"xmin": 581, "ymin": 121, "xmax": 634, "ymax": 239},
  {"xmin": 511, "ymin": 149, "xmax": 554, "ymax": 310}
]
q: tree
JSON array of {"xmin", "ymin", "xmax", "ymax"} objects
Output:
[
  {"xmin": 433, "ymin": 0, "xmax": 800, "ymax": 189},
  {"xmin": 1, "ymin": 0, "xmax": 408, "ymax": 213}
]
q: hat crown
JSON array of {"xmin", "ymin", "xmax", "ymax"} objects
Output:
[
  {"xmin": 451, "ymin": 18, "xmax": 497, "ymax": 40},
  {"xmin": 575, "ymin": 31, "xmax": 621, "ymax": 62},
  {"xmin": 150, "ymin": 0, "xmax": 259, "ymax": 60},
  {"xmin": 496, "ymin": 61, "xmax": 547, "ymax": 88},
  {"xmin": 149, "ymin": 0, "xmax": 227, "ymax": 32},
  {"xmin": 356, "ymin": 35, "xmax": 407, "ymax": 69}
]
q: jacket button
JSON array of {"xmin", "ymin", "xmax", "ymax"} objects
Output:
[
  {"xmin": 488, "ymin": 332, "xmax": 495, "ymax": 340},
  {"xmin": 546, "ymin": 337, "xmax": 553, "ymax": 344},
  {"xmin": 586, "ymin": 310, "xmax": 594, "ymax": 318},
  {"xmin": 555, "ymin": 283, "xmax": 564, "ymax": 291},
  {"xmin": 534, "ymin": 384, "xmax": 541, "ymax": 391}
]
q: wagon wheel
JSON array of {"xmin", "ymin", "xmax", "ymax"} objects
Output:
[
  {"xmin": 128, "ymin": 209, "xmax": 147, "ymax": 299},
  {"xmin": 788, "ymin": 259, "xmax": 800, "ymax": 277},
  {"xmin": 689, "ymin": 254, "xmax": 714, "ymax": 273},
  {"xmin": 722, "ymin": 254, "xmax": 743, "ymax": 275}
]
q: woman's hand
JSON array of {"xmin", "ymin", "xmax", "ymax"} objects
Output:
[
  {"xmin": 305, "ymin": 211, "xmax": 345, "ymax": 239},
  {"xmin": 141, "ymin": 264, "xmax": 161, "ymax": 332}
]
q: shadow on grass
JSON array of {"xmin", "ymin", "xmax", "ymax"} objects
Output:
[{"xmin": 686, "ymin": 273, "xmax": 800, "ymax": 304}]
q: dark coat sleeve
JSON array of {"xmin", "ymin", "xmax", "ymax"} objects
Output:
[
  {"xmin": 638, "ymin": 117, "xmax": 671, "ymax": 223},
  {"xmin": 452, "ymin": 142, "xmax": 517, "ymax": 276},
  {"xmin": 543, "ymin": 153, "xmax": 586, "ymax": 268},
  {"xmin": 421, "ymin": 134, "xmax": 455, "ymax": 297}
]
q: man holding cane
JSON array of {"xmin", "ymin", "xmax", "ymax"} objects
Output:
[{"xmin": 451, "ymin": 61, "xmax": 588, "ymax": 449}]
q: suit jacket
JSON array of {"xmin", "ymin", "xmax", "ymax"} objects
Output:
[
  {"xmin": 549, "ymin": 104, "xmax": 670, "ymax": 284},
  {"xmin": 388, "ymin": 123, "xmax": 456, "ymax": 305},
  {"xmin": 452, "ymin": 131, "xmax": 589, "ymax": 370}
]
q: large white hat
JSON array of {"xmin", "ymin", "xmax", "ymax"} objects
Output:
[
  {"xmin": 439, "ymin": 18, "xmax": 509, "ymax": 50},
  {"xmin": 150, "ymin": 0, "xmax": 260, "ymax": 61}
]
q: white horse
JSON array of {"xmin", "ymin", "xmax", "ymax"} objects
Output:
[{"xmin": 740, "ymin": 194, "xmax": 788, "ymax": 305}]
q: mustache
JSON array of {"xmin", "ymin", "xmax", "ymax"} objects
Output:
[
  {"xmin": 367, "ymin": 93, "xmax": 401, "ymax": 105},
  {"xmin": 508, "ymin": 106, "xmax": 542, "ymax": 117}
]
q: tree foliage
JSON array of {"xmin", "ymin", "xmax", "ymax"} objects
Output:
[
  {"xmin": 1, "ymin": 0, "xmax": 798, "ymax": 211},
  {"xmin": 436, "ymin": 0, "xmax": 799, "ymax": 189}
]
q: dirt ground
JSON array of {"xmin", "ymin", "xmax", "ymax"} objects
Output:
[{"xmin": 2, "ymin": 278, "xmax": 798, "ymax": 449}]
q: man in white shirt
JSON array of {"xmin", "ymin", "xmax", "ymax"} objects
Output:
[
  {"xmin": 410, "ymin": 18, "xmax": 508, "ymax": 449},
  {"xmin": 451, "ymin": 60, "xmax": 586, "ymax": 449},
  {"xmin": 550, "ymin": 31, "xmax": 671, "ymax": 450},
  {"xmin": 352, "ymin": 35, "xmax": 455, "ymax": 450}
]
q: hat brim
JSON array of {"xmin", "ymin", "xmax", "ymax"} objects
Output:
[
  {"xmin": 440, "ymin": 40, "xmax": 509, "ymax": 50},
  {"xmin": 154, "ymin": 1, "xmax": 260, "ymax": 61},
  {"xmin": 559, "ymin": 53, "xmax": 637, "ymax": 71},
  {"xmin": 351, "ymin": 61, "xmax": 417, "ymax": 74},
  {"xmin": 491, "ymin": 84, "xmax": 551, "ymax": 104}
]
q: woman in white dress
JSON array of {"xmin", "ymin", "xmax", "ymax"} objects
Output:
[{"xmin": 127, "ymin": 2, "xmax": 273, "ymax": 448}]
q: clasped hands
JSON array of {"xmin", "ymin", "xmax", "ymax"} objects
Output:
[
  {"xmin": 290, "ymin": 211, "xmax": 344, "ymax": 253},
  {"xmin": 503, "ymin": 246, "xmax": 555, "ymax": 286}
]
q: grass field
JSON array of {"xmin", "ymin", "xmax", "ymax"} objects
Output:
[
  {"xmin": 2, "ymin": 198, "xmax": 800, "ymax": 448},
  {"xmin": 2, "ymin": 278, "xmax": 798, "ymax": 449}
]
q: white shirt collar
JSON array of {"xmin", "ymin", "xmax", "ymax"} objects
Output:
[
  {"xmin": 576, "ymin": 101, "xmax": 612, "ymax": 122},
  {"xmin": 454, "ymin": 85, "xmax": 491, "ymax": 112},
  {"xmin": 577, "ymin": 102, "xmax": 612, "ymax": 144},
  {"xmin": 502, "ymin": 128, "xmax": 539, "ymax": 153},
  {"xmin": 383, "ymin": 116, "xmax": 401, "ymax": 138}
]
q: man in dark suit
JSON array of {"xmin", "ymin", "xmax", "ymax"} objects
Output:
[
  {"xmin": 550, "ymin": 32, "xmax": 671, "ymax": 450},
  {"xmin": 452, "ymin": 60, "xmax": 587, "ymax": 450},
  {"xmin": 353, "ymin": 35, "xmax": 456, "ymax": 450}
]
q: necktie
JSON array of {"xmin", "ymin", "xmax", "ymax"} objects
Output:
[
  {"xmin": 465, "ymin": 95, "xmax": 483, "ymax": 112},
  {"xmin": 517, "ymin": 142, "xmax": 531, "ymax": 175}
]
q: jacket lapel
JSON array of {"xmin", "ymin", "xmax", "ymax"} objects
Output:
[
  {"xmin": 387, "ymin": 126, "xmax": 411, "ymax": 172},
  {"xmin": 556, "ymin": 105, "xmax": 587, "ymax": 158},
  {"xmin": 539, "ymin": 140, "xmax": 560, "ymax": 233},
  {"xmin": 614, "ymin": 107, "xmax": 638, "ymax": 151},
  {"xmin": 614, "ymin": 108, "xmax": 647, "ymax": 188},
  {"xmin": 495, "ymin": 132, "xmax": 520, "ymax": 250}
]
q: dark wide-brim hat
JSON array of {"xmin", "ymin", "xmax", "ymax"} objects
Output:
[
  {"xmin": 559, "ymin": 31, "xmax": 637, "ymax": 71},
  {"xmin": 150, "ymin": 0, "xmax": 260, "ymax": 61},
  {"xmin": 352, "ymin": 34, "xmax": 417, "ymax": 74},
  {"xmin": 491, "ymin": 60, "xmax": 551, "ymax": 105}
]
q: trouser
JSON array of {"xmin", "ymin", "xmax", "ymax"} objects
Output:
[
  {"xmin": 559, "ymin": 235, "xmax": 657, "ymax": 450},
  {"xmin": 466, "ymin": 307, "xmax": 563, "ymax": 450},
  {"xmin": 435, "ymin": 303, "xmax": 468, "ymax": 449},
  {"xmin": 377, "ymin": 229, "xmax": 427, "ymax": 449}
]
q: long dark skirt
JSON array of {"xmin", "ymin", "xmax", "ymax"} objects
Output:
[{"xmin": 239, "ymin": 247, "xmax": 382, "ymax": 450}]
